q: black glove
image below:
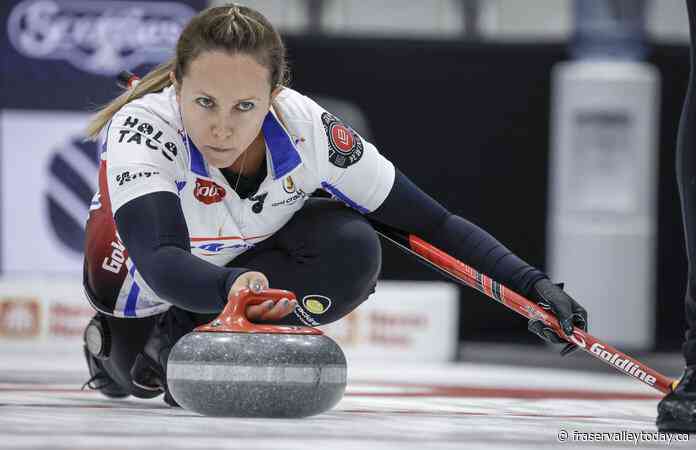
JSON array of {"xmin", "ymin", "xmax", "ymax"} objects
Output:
[{"xmin": 527, "ymin": 278, "xmax": 588, "ymax": 356}]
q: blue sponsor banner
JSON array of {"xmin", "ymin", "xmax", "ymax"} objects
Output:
[
  {"xmin": 1, "ymin": 0, "xmax": 206, "ymax": 110},
  {"xmin": 0, "ymin": 0, "xmax": 205, "ymax": 274}
]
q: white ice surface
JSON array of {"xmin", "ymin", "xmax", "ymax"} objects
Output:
[{"xmin": 0, "ymin": 352, "xmax": 692, "ymax": 449}]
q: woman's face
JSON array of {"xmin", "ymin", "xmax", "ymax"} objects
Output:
[{"xmin": 174, "ymin": 51, "xmax": 274, "ymax": 169}]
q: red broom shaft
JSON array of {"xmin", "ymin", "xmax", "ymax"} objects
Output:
[{"xmin": 407, "ymin": 235, "xmax": 675, "ymax": 394}]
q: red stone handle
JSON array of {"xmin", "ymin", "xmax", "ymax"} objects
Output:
[{"xmin": 195, "ymin": 288, "xmax": 323, "ymax": 335}]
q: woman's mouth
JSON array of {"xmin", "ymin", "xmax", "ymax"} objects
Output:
[{"xmin": 206, "ymin": 145, "xmax": 234, "ymax": 153}]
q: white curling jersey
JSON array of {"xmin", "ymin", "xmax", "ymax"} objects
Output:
[{"xmin": 83, "ymin": 86, "xmax": 395, "ymax": 317}]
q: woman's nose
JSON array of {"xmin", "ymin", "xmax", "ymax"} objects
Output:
[{"xmin": 211, "ymin": 117, "xmax": 234, "ymax": 140}]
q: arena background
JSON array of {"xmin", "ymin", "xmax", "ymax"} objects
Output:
[{"xmin": 0, "ymin": 0, "xmax": 692, "ymax": 371}]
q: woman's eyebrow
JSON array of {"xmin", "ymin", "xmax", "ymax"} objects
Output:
[{"xmin": 195, "ymin": 90, "xmax": 260, "ymax": 102}]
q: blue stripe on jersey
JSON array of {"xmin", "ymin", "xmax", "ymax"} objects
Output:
[
  {"xmin": 262, "ymin": 112, "xmax": 302, "ymax": 179},
  {"xmin": 101, "ymin": 121, "xmax": 113, "ymax": 155},
  {"xmin": 187, "ymin": 137, "xmax": 209, "ymax": 177},
  {"xmin": 321, "ymin": 182, "xmax": 369, "ymax": 214},
  {"xmin": 124, "ymin": 265, "xmax": 140, "ymax": 317}
]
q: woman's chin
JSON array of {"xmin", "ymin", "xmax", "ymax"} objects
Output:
[
  {"xmin": 209, "ymin": 160, "xmax": 236, "ymax": 169},
  {"xmin": 204, "ymin": 154, "xmax": 238, "ymax": 169}
]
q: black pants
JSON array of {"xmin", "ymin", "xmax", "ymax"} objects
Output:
[
  {"xmin": 96, "ymin": 199, "xmax": 382, "ymax": 396},
  {"xmin": 679, "ymin": 0, "xmax": 696, "ymax": 365}
]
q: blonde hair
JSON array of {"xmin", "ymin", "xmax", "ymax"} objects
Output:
[{"xmin": 86, "ymin": 4, "xmax": 289, "ymax": 140}]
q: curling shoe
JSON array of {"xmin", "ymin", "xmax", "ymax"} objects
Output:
[
  {"xmin": 657, "ymin": 365, "xmax": 696, "ymax": 432},
  {"xmin": 130, "ymin": 309, "xmax": 194, "ymax": 407},
  {"xmin": 130, "ymin": 352, "xmax": 179, "ymax": 406},
  {"xmin": 81, "ymin": 345, "xmax": 129, "ymax": 398},
  {"xmin": 130, "ymin": 352, "xmax": 165, "ymax": 393}
]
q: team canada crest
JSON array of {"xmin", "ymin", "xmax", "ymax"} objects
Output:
[
  {"xmin": 321, "ymin": 112, "xmax": 364, "ymax": 168},
  {"xmin": 194, "ymin": 178, "xmax": 226, "ymax": 205}
]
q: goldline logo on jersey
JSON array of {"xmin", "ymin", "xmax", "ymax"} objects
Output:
[
  {"xmin": 117, "ymin": 116, "xmax": 178, "ymax": 162},
  {"xmin": 194, "ymin": 178, "xmax": 226, "ymax": 205},
  {"xmin": 321, "ymin": 112, "xmax": 364, "ymax": 168},
  {"xmin": 7, "ymin": 0, "xmax": 196, "ymax": 75},
  {"xmin": 102, "ymin": 235, "xmax": 127, "ymax": 274}
]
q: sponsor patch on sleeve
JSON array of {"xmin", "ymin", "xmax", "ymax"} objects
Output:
[
  {"xmin": 114, "ymin": 170, "xmax": 160, "ymax": 186},
  {"xmin": 321, "ymin": 112, "xmax": 364, "ymax": 168}
]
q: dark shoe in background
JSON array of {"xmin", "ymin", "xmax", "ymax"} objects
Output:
[{"xmin": 657, "ymin": 366, "xmax": 696, "ymax": 433}]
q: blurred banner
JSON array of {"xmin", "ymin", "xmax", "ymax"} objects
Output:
[
  {"xmin": 0, "ymin": 110, "xmax": 97, "ymax": 274},
  {"xmin": 1, "ymin": 0, "xmax": 204, "ymax": 109},
  {"xmin": 321, "ymin": 281, "xmax": 459, "ymax": 363},
  {"xmin": 0, "ymin": 279, "xmax": 459, "ymax": 365},
  {"xmin": 0, "ymin": 0, "xmax": 206, "ymax": 275}
]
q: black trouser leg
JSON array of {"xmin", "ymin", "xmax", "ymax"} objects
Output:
[
  {"xmin": 678, "ymin": 0, "xmax": 696, "ymax": 365},
  {"xmin": 232, "ymin": 198, "xmax": 382, "ymax": 326},
  {"xmin": 97, "ymin": 314, "xmax": 159, "ymax": 398},
  {"xmin": 97, "ymin": 308, "xmax": 215, "ymax": 398}
]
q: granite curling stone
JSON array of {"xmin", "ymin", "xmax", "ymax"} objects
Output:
[{"xmin": 167, "ymin": 288, "xmax": 347, "ymax": 417}]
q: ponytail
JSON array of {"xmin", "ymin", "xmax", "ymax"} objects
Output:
[{"xmin": 85, "ymin": 59, "xmax": 175, "ymax": 140}]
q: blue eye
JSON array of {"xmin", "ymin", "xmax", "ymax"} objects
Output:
[
  {"xmin": 196, "ymin": 97, "xmax": 214, "ymax": 108},
  {"xmin": 237, "ymin": 101, "xmax": 255, "ymax": 112}
]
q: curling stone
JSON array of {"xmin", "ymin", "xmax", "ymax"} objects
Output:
[{"xmin": 166, "ymin": 288, "xmax": 347, "ymax": 417}]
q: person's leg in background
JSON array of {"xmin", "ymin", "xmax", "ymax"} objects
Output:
[{"xmin": 656, "ymin": 0, "xmax": 696, "ymax": 433}]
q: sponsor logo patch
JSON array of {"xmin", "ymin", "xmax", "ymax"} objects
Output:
[
  {"xmin": 115, "ymin": 170, "xmax": 160, "ymax": 186},
  {"xmin": 194, "ymin": 178, "xmax": 226, "ymax": 205},
  {"xmin": 116, "ymin": 116, "xmax": 178, "ymax": 162},
  {"xmin": 271, "ymin": 189, "xmax": 307, "ymax": 208},
  {"xmin": 302, "ymin": 295, "xmax": 331, "ymax": 315},
  {"xmin": 250, "ymin": 192, "xmax": 268, "ymax": 214},
  {"xmin": 293, "ymin": 305, "xmax": 320, "ymax": 327},
  {"xmin": 321, "ymin": 112, "xmax": 364, "ymax": 168},
  {"xmin": 283, "ymin": 176, "xmax": 295, "ymax": 193},
  {"xmin": 192, "ymin": 241, "xmax": 255, "ymax": 254}
]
